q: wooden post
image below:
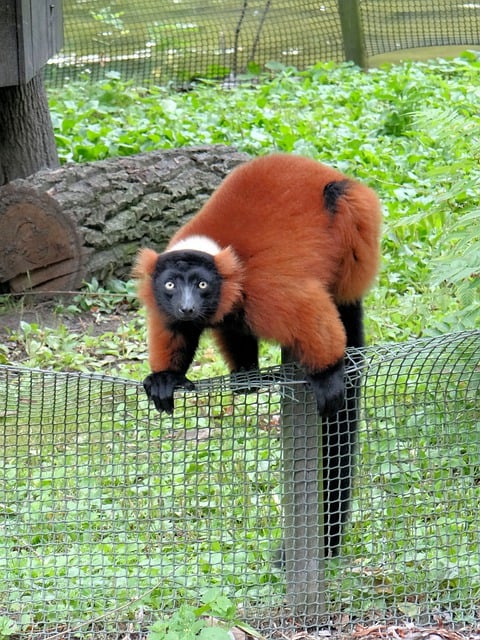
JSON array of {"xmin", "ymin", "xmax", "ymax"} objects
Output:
[
  {"xmin": 337, "ymin": 0, "xmax": 367, "ymax": 68},
  {"xmin": 0, "ymin": 0, "xmax": 63, "ymax": 87},
  {"xmin": 281, "ymin": 350, "xmax": 326, "ymax": 619}
]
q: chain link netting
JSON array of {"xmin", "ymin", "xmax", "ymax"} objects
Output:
[
  {"xmin": 362, "ymin": 1, "xmax": 480, "ymax": 58},
  {"xmin": 1, "ymin": 329, "xmax": 479, "ymax": 638},
  {"xmin": 46, "ymin": 1, "xmax": 480, "ymax": 86}
]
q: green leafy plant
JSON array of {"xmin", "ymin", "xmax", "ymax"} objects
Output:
[
  {"xmin": 148, "ymin": 588, "xmax": 261, "ymax": 639},
  {"xmin": 70, "ymin": 277, "xmax": 138, "ymax": 313},
  {"xmin": 149, "ymin": 605, "xmax": 230, "ymax": 640},
  {"xmin": 392, "ymin": 106, "xmax": 480, "ymax": 330},
  {"xmin": 0, "ymin": 617, "xmax": 18, "ymax": 640}
]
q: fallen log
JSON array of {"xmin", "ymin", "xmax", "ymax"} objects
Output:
[{"xmin": 0, "ymin": 145, "xmax": 250, "ymax": 294}]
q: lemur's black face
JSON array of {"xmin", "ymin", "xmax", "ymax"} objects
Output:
[{"xmin": 153, "ymin": 251, "xmax": 222, "ymax": 325}]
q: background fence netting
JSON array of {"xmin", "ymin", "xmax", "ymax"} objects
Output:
[
  {"xmin": 1, "ymin": 329, "xmax": 479, "ymax": 638},
  {"xmin": 46, "ymin": 0, "xmax": 480, "ymax": 86}
]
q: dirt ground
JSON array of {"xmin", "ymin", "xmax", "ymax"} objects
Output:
[
  {"xmin": 0, "ymin": 298, "xmax": 127, "ymax": 335},
  {"xmin": 0, "ymin": 296, "xmax": 135, "ymax": 364}
]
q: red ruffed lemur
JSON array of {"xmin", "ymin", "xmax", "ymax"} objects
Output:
[{"xmin": 134, "ymin": 153, "xmax": 382, "ymax": 555}]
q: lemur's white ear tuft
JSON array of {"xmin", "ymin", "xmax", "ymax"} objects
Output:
[{"xmin": 212, "ymin": 246, "xmax": 245, "ymax": 322}]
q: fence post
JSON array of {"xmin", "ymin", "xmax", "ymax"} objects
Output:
[
  {"xmin": 281, "ymin": 349, "xmax": 326, "ymax": 619},
  {"xmin": 337, "ymin": 0, "xmax": 367, "ymax": 68}
]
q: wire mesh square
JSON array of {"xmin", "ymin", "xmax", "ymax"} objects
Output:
[{"xmin": 1, "ymin": 330, "xmax": 479, "ymax": 638}]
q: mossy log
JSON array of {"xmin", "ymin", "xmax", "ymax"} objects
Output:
[{"xmin": 0, "ymin": 145, "xmax": 250, "ymax": 294}]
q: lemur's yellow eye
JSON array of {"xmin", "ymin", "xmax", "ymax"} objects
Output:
[
  {"xmin": 165, "ymin": 281, "xmax": 175, "ymax": 290},
  {"xmin": 198, "ymin": 281, "xmax": 208, "ymax": 289}
]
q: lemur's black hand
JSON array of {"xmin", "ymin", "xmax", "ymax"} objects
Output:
[
  {"xmin": 143, "ymin": 371, "xmax": 195, "ymax": 414},
  {"xmin": 307, "ymin": 358, "xmax": 345, "ymax": 417}
]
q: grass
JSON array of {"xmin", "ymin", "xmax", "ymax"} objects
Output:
[
  {"xmin": 0, "ymin": 368, "xmax": 285, "ymax": 633},
  {"xmin": 1, "ymin": 55, "xmax": 480, "ymax": 636},
  {"xmin": 1, "ymin": 334, "xmax": 479, "ymax": 635}
]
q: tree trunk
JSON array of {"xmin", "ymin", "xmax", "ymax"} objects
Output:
[
  {"xmin": 0, "ymin": 145, "xmax": 250, "ymax": 294},
  {"xmin": 0, "ymin": 72, "xmax": 59, "ymax": 185}
]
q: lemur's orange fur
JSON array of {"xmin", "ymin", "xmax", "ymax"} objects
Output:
[{"xmin": 134, "ymin": 153, "xmax": 381, "ymax": 375}]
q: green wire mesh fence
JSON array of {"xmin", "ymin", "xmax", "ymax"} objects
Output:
[
  {"xmin": 46, "ymin": 0, "xmax": 480, "ymax": 86},
  {"xmin": 1, "ymin": 330, "xmax": 479, "ymax": 638}
]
